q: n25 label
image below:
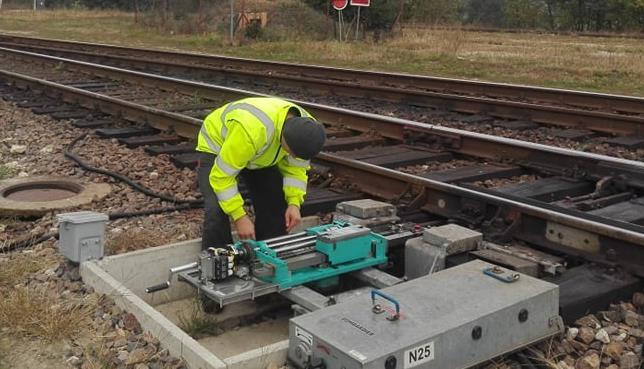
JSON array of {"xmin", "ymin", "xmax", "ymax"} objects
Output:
[{"xmin": 404, "ymin": 341, "xmax": 435, "ymax": 368}]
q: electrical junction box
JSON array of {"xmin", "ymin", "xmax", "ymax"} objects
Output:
[
  {"xmin": 56, "ymin": 211, "xmax": 108, "ymax": 263},
  {"xmin": 288, "ymin": 260, "xmax": 561, "ymax": 369}
]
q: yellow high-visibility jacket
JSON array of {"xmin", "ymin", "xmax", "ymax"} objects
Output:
[{"xmin": 196, "ymin": 97, "xmax": 315, "ymax": 221}]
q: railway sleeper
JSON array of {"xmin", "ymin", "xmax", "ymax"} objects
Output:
[
  {"xmin": 492, "ymin": 119, "xmax": 540, "ymax": 131},
  {"xmin": 50, "ymin": 110, "xmax": 94, "ymax": 120},
  {"xmin": 118, "ymin": 134, "xmax": 183, "ymax": 148},
  {"xmin": 603, "ymin": 135, "xmax": 644, "ymax": 149},
  {"xmin": 31, "ymin": 104, "xmax": 78, "ymax": 114},
  {"xmin": 145, "ymin": 143, "xmax": 195, "ymax": 156},
  {"xmin": 71, "ymin": 118, "xmax": 117, "ymax": 128},
  {"xmin": 95, "ymin": 126, "xmax": 159, "ymax": 138}
]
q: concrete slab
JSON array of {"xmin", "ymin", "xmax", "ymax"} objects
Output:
[
  {"xmin": 80, "ymin": 261, "xmax": 228, "ymax": 369},
  {"xmin": 80, "ymin": 217, "xmax": 323, "ymax": 369},
  {"xmin": 198, "ymin": 320, "xmax": 289, "ymax": 358}
]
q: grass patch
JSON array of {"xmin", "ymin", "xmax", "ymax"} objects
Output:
[
  {"xmin": 0, "ymin": 165, "xmax": 16, "ymax": 180},
  {"xmin": 105, "ymin": 221, "xmax": 199, "ymax": 255},
  {"xmin": 0, "ymin": 251, "xmax": 92, "ymax": 342},
  {"xmin": 0, "ymin": 287, "xmax": 94, "ymax": 341},
  {"xmin": 0, "ymin": 252, "xmax": 49, "ymax": 289},
  {"xmin": 177, "ymin": 298, "xmax": 222, "ymax": 339},
  {"xmin": 0, "ymin": 10, "xmax": 642, "ymax": 95},
  {"xmin": 0, "ymin": 349, "xmax": 7, "ymax": 369}
]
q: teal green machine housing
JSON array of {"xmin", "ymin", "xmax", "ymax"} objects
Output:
[{"xmin": 240, "ymin": 222, "xmax": 388, "ymax": 288}]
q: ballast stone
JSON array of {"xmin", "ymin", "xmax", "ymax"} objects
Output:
[{"xmin": 9, "ymin": 144, "xmax": 27, "ymax": 154}]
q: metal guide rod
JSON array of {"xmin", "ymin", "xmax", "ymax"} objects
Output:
[
  {"xmin": 273, "ymin": 240, "xmax": 317, "ymax": 253},
  {"xmin": 278, "ymin": 247, "xmax": 317, "ymax": 259},
  {"xmin": 264, "ymin": 231, "xmax": 307, "ymax": 244},
  {"xmin": 268, "ymin": 235, "xmax": 317, "ymax": 249},
  {"xmin": 170, "ymin": 262, "xmax": 198, "ymax": 275}
]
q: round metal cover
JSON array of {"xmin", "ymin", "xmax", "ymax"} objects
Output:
[{"xmin": 0, "ymin": 176, "xmax": 111, "ymax": 217}]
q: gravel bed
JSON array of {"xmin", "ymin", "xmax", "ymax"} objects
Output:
[
  {"xmin": 0, "ymin": 99, "xmax": 203, "ymax": 243},
  {"xmin": 0, "ymin": 98, "xmax": 211, "ymax": 368},
  {"xmin": 397, "ymin": 159, "xmax": 475, "ymax": 175},
  {"xmin": 472, "ymin": 174, "xmax": 541, "ymax": 189}
]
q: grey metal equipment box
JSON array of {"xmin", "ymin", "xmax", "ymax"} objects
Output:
[
  {"xmin": 56, "ymin": 211, "xmax": 108, "ymax": 263},
  {"xmin": 289, "ymin": 260, "xmax": 561, "ymax": 369}
]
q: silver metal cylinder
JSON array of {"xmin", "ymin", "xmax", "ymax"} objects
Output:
[
  {"xmin": 264, "ymin": 232, "xmax": 307, "ymax": 245},
  {"xmin": 273, "ymin": 240, "xmax": 317, "ymax": 254},
  {"xmin": 170, "ymin": 262, "xmax": 198, "ymax": 274},
  {"xmin": 269, "ymin": 235, "xmax": 317, "ymax": 249},
  {"xmin": 279, "ymin": 246, "xmax": 317, "ymax": 259}
]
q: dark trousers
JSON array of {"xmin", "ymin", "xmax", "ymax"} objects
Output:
[{"xmin": 197, "ymin": 153, "xmax": 287, "ymax": 250}]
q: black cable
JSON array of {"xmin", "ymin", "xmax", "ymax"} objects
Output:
[
  {"xmin": 64, "ymin": 133, "xmax": 203, "ymax": 205},
  {"xmin": 1, "ymin": 232, "xmax": 57, "ymax": 253},
  {"xmin": 1, "ymin": 134, "xmax": 208, "ymax": 252},
  {"xmin": 514, "ymin": 352, "xmax": 539, "ymax": 369},
  {"xmin": 107, "ymin": 203, "xmax": 198, "ymax": 220},
  {"xmin": 1, "ymin": 204, "xmax": 203, "ymax": 252}
]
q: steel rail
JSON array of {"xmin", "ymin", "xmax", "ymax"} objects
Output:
[
  {"xmin": 1, "ymin": 58, "xmax": 642, "ymax": 276},
  {"xmin": 2, "ymin": 46, "xmax": 643, "ymax": 190},
  {"xmin": 12, "ymin": 42, "xmax": 644, "ymax": 136},
  {"xmin": 0, "ymin": 69, "xmax": 202, "ymax": 138},
  {"xmin": 1, "ymin": 33, "xmax": 642, "ymax": 116},
  {"xmin": 316, "ymin": 153, "xmax": 644, "ymax": 275}
]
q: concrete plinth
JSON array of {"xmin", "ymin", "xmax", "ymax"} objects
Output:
[
  {"xmin": 80, "ymin": 238, "xmax": 296, "ymax": 369},
  {"xmin": 423, "ymin": 224, "xmax": 482, "ymax": 254}
]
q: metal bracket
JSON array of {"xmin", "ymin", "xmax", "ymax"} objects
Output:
[
  {"xmin": 545, "ymin": 222, "xmax": 600, "ymax": 254},
  {"xmin": 483, "ymin": 266, "xmax": 520, "ymax": 283}
]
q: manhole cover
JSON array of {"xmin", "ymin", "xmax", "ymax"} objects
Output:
[
  {"xmin": 3, "ymin": 183, "xmax": 82, "ymax": 202},
  {"xmin": 0, "ymin": 176, "xmax": 111, "ymax": 217}
]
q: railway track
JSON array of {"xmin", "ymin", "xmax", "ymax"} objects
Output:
[
  {"xmin": 0, "ymin": 45, "xmax": 642, "ymax": 280},
  {"xmin": 1, "ymin": 34, "xmax": 643, "ymax": 160}
]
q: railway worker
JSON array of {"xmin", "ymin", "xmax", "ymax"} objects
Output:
[{"xmin": 196, "ymin": 97, "xmax": 326, "ymax": 249}]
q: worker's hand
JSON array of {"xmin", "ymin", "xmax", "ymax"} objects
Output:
[
  {"xmin": 285, "ymin": 205, "xmax": 302, "ymax": 233},
  {"xmin": 234, "ymin": 216, "xmax": 255, "ymax": 240}
]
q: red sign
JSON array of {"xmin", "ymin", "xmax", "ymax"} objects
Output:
[
  {"xmin": 350, "ymin": 0, "xmax": 370, "ymax": 6},
  {"xmin": 332, "ymin": 0, "xmax": 348, "ymax": 10}
]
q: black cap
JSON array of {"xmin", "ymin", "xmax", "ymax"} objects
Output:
[{"xmin": 282, "ymin": 117, "xmax": 326, "ymax": 160}]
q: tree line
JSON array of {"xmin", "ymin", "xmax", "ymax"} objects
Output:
[
  {"xmin": 308, "ymin": 0, "xmax": 644, "ymax": 33},
  {"xmin": 8, "ymin": 0, "xmax": 643, "ymax": 33}
]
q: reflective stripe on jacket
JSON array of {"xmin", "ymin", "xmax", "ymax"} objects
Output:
[{"xmin": 196, "ymin": 97, "xmax": 315, "ymax": 220}]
